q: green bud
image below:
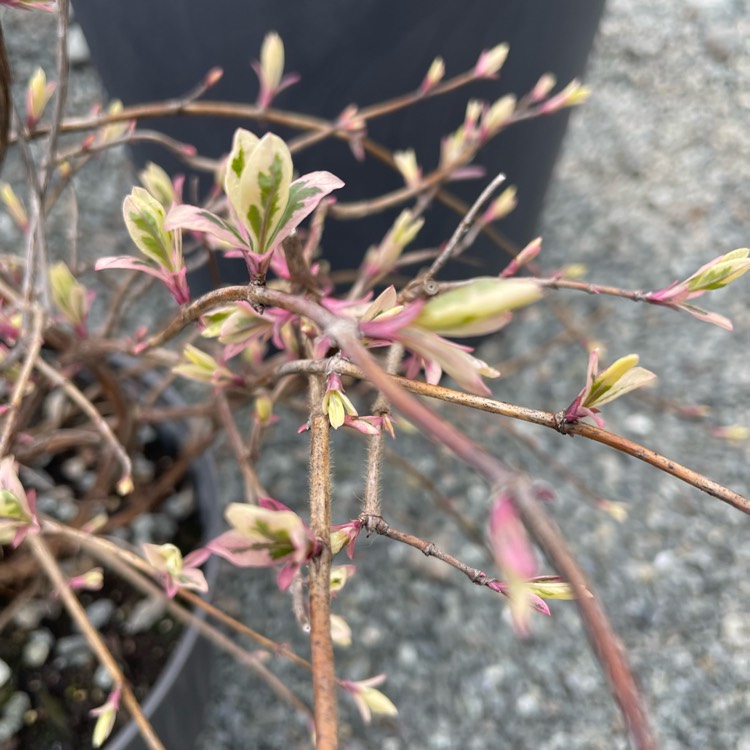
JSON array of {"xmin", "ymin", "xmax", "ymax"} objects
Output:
[{"xmin": 415, "ymin": 277, "xmax": 542, "ymax": 337}]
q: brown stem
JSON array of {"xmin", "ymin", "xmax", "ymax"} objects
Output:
[
  {"xmin": 277, "ymin": 359, "xmax": 750, "ymax": 515},
  {"xmin": 44, "ymin": 520, "xmax": 313, "ymax": 721},
  {"xmin": 216, "ymin": 391, "xmax": 263, "ymax": 504},
  {"xmin": 307, "ymin": 374, "xmax": 338, "ymax": 749},
  {"xmin": 424, "ymin": 171, "xmax": 507, "ymax": 281},
  {"xmin": 243, "ymin": 288, "xmax": 655, "ymax": 747},
  {"xmin": 40, "ymin": 0, "xmax": 70, "ymax": 194},
  {"xmin": 361, "ymin": 344, "xmax": 403, "ymax": 517},
  {"xmin": 34, "ymin": 356, "xmax": 133, "ymax": 492},
  {"xmin": 361, "ymin": 513, "xmax": 502, "ymax": 589},
  {"xmin": 26, "ymin": 534, "xmax": 165, "ymax": 750},
  {"xmin": 334, "ymin": 331, "xmax": 656, "ymax": 749}
]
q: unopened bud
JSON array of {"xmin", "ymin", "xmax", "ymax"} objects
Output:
[
  {"xmin": 483, "ymin": 94, "xmax": 516, "ymax": 136},
  {"xmin": 474, "ymin": 43, "xmax": 510, "ymax": 78},
  {"xmin": 204, "ymin": 67, "xmax": 224, "ymax": 88},
  {"xmin": 139, "ymin": 162, "xmax": 177, "ymax": 207},
  {"xmin": 530, "ymin": 73, "xmax": 556, "ymax": 101},
  {"xmin": 393, "ymin": 149, "xmax": 421, "ymax": 188},
  {"xmin": 254, "ymin": 394, "xmax": 274, "ymax": 424},
  {"xmin": 49, "ymin": 261, "xmax": 88, "ymax": 331},
  {"xmin": 482, "ymin": 185, "xmax": 517, "ymax": 224},
  {"xmin": 501, "ymin": 237, "xmax": 541, "ymax": 278},
  {"xmin": 539, "ymin": 79, "xmax": 590, "ymax": 114},
  {"xmin": 260, "ymin": 32, "xmax": 285, "ymax": 92},
  {"xmin": 420, "ymin": 56, "xmax": 445, "ymax": 94},
  {"xmin": 26, "ymin": 67, "xmax": 56, "ymax": 130},
  {"xmin": 1, "ymin": 183, "xmax": 29, "ymax": 232},
  {"xmin": 415, "ymin": 277, "xmax": 542, "ymax": 337}
]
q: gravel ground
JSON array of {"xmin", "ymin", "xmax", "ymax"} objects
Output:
[{"xmin": 2, "ymin": 1, "xmax": 749, "ymax": 749}]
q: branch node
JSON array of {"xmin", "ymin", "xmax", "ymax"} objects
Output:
[{"xmin": 554, "ymin": 410, "xmax": 575, "ymax": 435}]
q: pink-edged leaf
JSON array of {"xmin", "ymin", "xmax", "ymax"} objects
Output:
[
  {"xmin": 270, "ymin": 171, "xmax": 345, "ymax": 249},
  {"xmin": 677, "ymin": 302, "xmax": 734, "ymax": 331},
  {"xmin": 234, "ymin": 132, "xmax": 293, "ymax": 253},
  {"xmin": 276, "ymin": 562, "xmax": 299, "ymax": 591},
  {"xmin": 165, "ymin": 204, "xmax": 247, "ymax": 248},
  {"xmin": 183, "ymin": 547, "xmax": 211, "ymax": 568},
  {"xmin": 588, "ymin": 366, "xmax": 657, "ymax": 408},
  {"xmin": 258, "ymin": 497, "xmax": 294, "ymax": 513},
  {"xmin": 178, "ymin": 567, "xmax": 209, "ymax": 594},
  {"xmin": 397, "ymin": 327, "xmax": 499, "ymax": 396},
  {"xmin": 206, "ymin": 529, "xmax": 275, "ymax": 567},
  {"xmin": 95, "ymin": 256, "xmax": 166, "ymax": 279},
  {"xmin": 489, "ymin": 494, "xmax": 537, "ymax": 580},
  {"xmin": 528, "ymin": 593, "xmax": 551, "ymax": 616}
]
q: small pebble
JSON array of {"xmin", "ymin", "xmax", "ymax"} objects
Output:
[
  {"xmin": 397, "ymin": 642, "xmax": 418, "ymax": 667},
  {"xmin": 13, "ymin": 600, "xmax": 54, "ymax": 630},
  {"xmin": 22, "ymin": 629, "xmax": 54, "ymax": 668},
  {"xmin": 75, "ymin": 599, "xmax": 115, "ymax": 632},
  {"xmin": 131, "ymin": 513, "xmax": 177, "ymax": 545},
  {"xmin": 54, "ymin": 634, "xmax": 91, "ymax": 668},
  {"xmin": 0, "ymin": 658, "xmax": 10, "ymax": 688},
  {"xmin": 67, "ymin": 24, "xmax": 91, "ymax": 66},
  {"xmin": 721, "ymin": 611, "xmax": 750, "ymax": 649},
  {"xmin": 164, "ymin": 487, "xmax": 196, "ymax": 520},
  {"xmin": 132, "ymin": 455, "xmax": 156, "ymax": 483},
  {"xmin": 60, "ymin": 455, "xmax": 87, "ymax": 482},
  {"xmin": 516, "ymin": 690, "xmax": 541, "ymax": 717},
  {"xmin": 35, "ymin": 493, "xmax": 77, "ymax": 522},
  {"xmin": 93, "ymin": 664, "xmax": 115, "ymax": 691},
  {"xmin": 623, "ymin": 413, "xmax": 654, "ymax": 436},
  {"xmin": 0, "ymin": 692, "xmax": 31, "ymax": 742},
  {"xmin": 124, "ymin": 597, "xmax": 166, "ymax": 634}
]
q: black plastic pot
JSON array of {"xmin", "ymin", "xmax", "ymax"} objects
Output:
[
  {"xmin": 107, "ymin": 372, "xmax": 221, "ymax": 750},
  {"xmin": 73, "ymin": 0, "xmax": 604, "ymax": 285}
]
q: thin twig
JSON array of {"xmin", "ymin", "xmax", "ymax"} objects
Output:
[
  {"xmin": 216, "ymin": 392, "xmax": 263, "ymax": 504},
  {"xmin": 276, "ymin": 358, "xmax": 750, "ymax": 515},
  {"xmin": 27, "ymin": 533, "xmax": 165, "ymax": 750},
  {"xmin": 40, "ymin": 0, "xmax": 70, "ymax": 194},
  {"xmin": 33, "ymin": 356, "xmax": 133, "ymax": 490},
  {"xmin": 424, "ymin": 171, "xmax": 506, "ymax": 281},
  {"xmin": 45, "ymin": 518, "xmax": 313, "ymax": 672},
  {"xmin": 361, "ymin": 513, "xmax": 504, "ymax": 592}
]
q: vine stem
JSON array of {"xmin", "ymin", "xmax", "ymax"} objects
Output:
[
  {"xmin": 307, "ymin": 374, "xmax": 338, "ymax": 749},
  {"xmin": 26, "ymin": 533, "xmax": 165, "ymax": 750}
]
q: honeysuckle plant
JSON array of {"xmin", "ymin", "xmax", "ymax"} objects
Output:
[
  {"xmin": 563, "ymin": 349, "xmax": 657, "ymax": 427},
  {"xmin": 164, "ymin": 128, "xmax": 344, "ymax": 279},
  {"xmin": 206, "ymin": 498, "xmax": 317, "ymax": 591},
  {"xmin": 0, "ymin": 6, "xmax": 748, "ymax": 750}
]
